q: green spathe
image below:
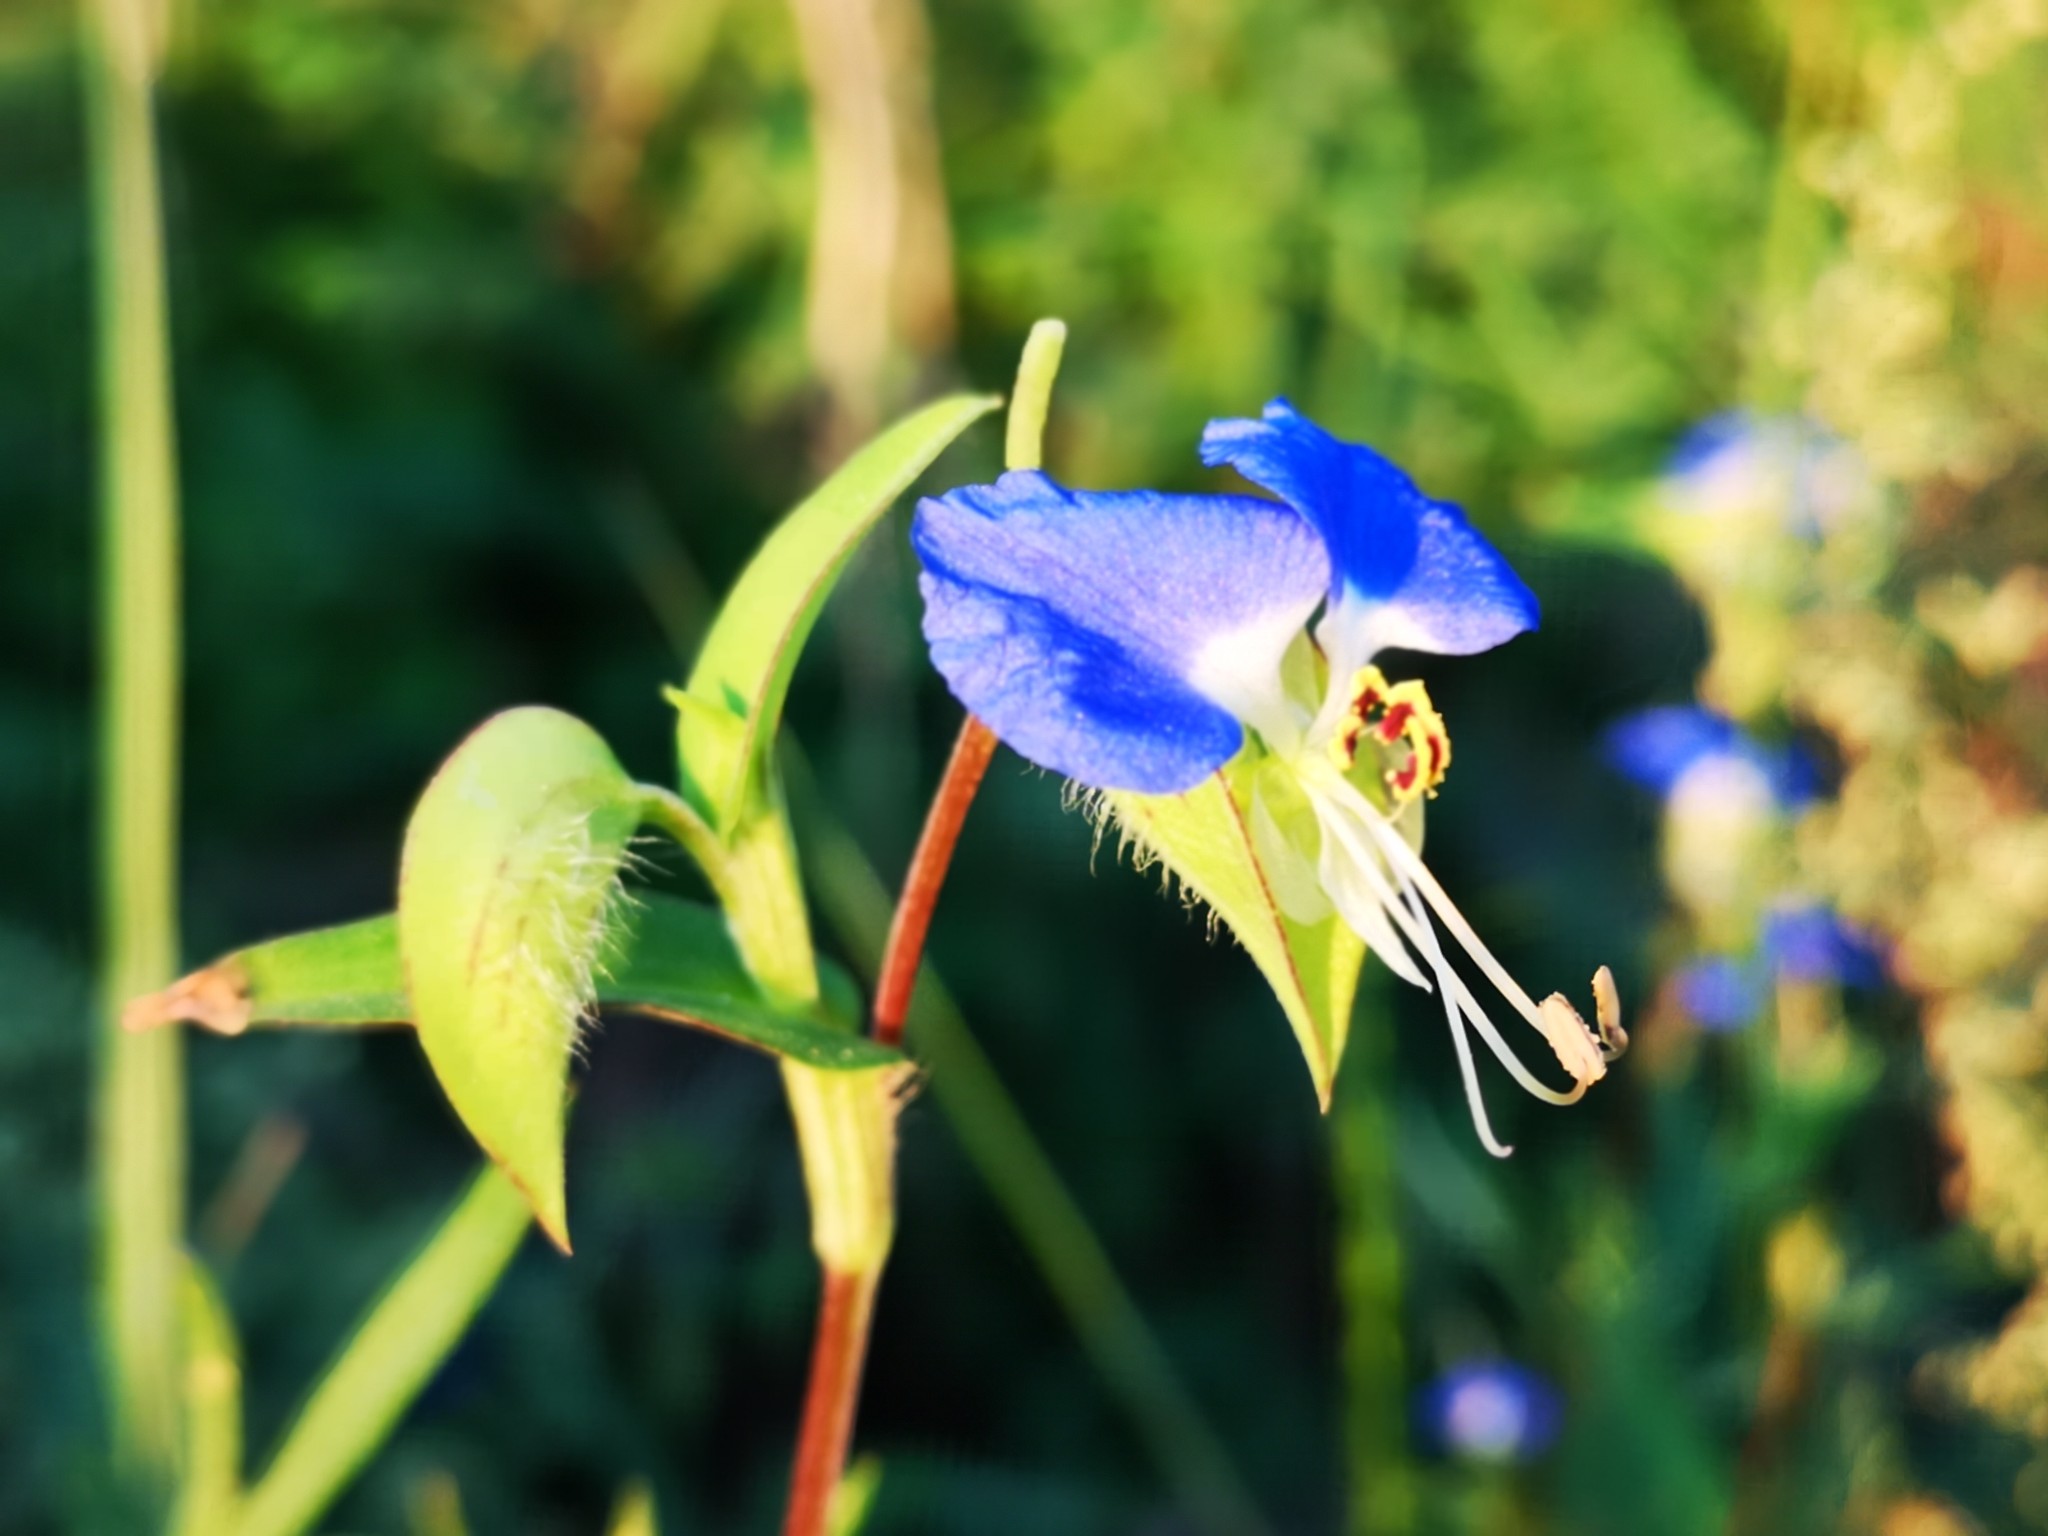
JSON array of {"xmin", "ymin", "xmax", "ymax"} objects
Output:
[
  {"xmin": 1104, "ymin": 751, "xmax": 1368, "ymax": 1111},
  {"xmin": 398, "ymin": 706, "xmax": 641, "ymax": 1250}
]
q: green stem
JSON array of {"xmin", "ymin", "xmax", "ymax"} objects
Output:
[
  {"xmin": 1334, "ymin": 1002, "xmax": 1415, "ymax": 1536},
  {"xmin": 82, "ymin": 0, "xmax": 186, "ymax": 1475}
]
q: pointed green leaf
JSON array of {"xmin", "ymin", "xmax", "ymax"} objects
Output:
[
  {"xmin": 1105, "ymin": 758, "xmax": 1366, "ymax": 1110},
  {"xmin": 129, "ymin": 896, "xmax": 891, "ymax": 1069},
  {"xmin": 677, "ymin": 392, "xmax": 1000, "ymax": 829},
  {"xmin": 399, "ymin": 706, "xmax": 642, "ymax": 1249}
]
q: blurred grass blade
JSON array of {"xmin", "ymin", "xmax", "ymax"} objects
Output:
[
  {"xmin": 406, "ymin": 1471, "xmax": 471, "ymax": 1536},
  {"xmin": 825, "ymin": 1455, "xmax": 882, "ymax": 1536},
  {"xmin": 674, "ymin": 392, "xmax": 999, "ymax": 831},
  {"xmin": 233, "ymin": 1166, "xmax": 531, "ymax": 1536},
  {"xmin": 1333, "ymin": 1018, "xmax": 1416, "ymax": 1536},
  {"xmin": 82, "ymin": 0, "xmax": 187, "ymax": 1473},
  {"xmin": 170, "ymin": 1257, "xmax": 242, "ymax": 1536},
  {"xmin": 606, "ymin": 1480, "xmax": 660, "ymax": 1536},
  {"xmin": 792, "ymin": 764, "xmax": 1272, "ymax": 1536},
  {"xmin": 129, "ymin": 896, "xmax": 895, "ymax": 1069}
]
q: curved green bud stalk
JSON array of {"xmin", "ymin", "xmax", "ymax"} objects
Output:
[{"xmin": 398, "ymin": 706, "xmax": 642, "ymax": 1250}]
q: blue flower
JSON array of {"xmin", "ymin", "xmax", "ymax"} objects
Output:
[
  {"xmin": 1603, "ymin": 705, "xmax": 1815, "ymax": 810},
  {"xmin": 1417, "ymin": 1361, "xmax": 1562, "ymax": 1463},
  {"xmin": 915, "ymin": 401, "xmax": 1620, "ymax": 1153},
  {"xmin": 1663, "ymin": 411, "xmax": 1874, "ymax": 536},
  {"xmin": 1675, "ymin": 956, "xmax": 1765, "ymax": 1032},
  {"xmin": 1764, "ymin": 902, "xmax": 1885, "ymax": 988}
]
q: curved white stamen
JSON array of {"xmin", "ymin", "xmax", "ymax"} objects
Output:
[
  {"xmin": 1339, "ymin": 781, "xmax": 1548, "ymax": 1031},
  {"xmin": 1313, "ymin": 783, "xmax": 1586, "ymax": 1107},
  {"xmin": 1311, "ymin": 798, "xmax": 1430, "ymax": 989},
  {"xmin": 1392, "ymin": 863, "xmax": 1588, "ymax": 1109},
  {"xmin": 1389, "ymin": 850, "xmax": 1513, "ymax": 1156}
]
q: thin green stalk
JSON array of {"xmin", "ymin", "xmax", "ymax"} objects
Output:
[
  {"xmin": 1333, "ymin": 1006, "xmax": 1415, "ymax": 1536},
  {"xmin": 232, "ymin": 1167, "xmax": 531, "ymax": 1536},
  {"xmin": 81, "ymin": 0, "xmax": 186, "ymax": 1474}
]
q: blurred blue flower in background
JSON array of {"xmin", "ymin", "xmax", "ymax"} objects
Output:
[
  {"xmin": 1675, "ymin": 955, "xmax": 1766, "ymax": 1032},
  {"xmin": 1673, "ymin": 906, "xmax": 1884, "ymax": 1031},
  {"xmin": 1662, "ymin": 411, "xmax": 1875, "ymax": 537},
  {"xmin": 1417, "ymin": 1361, "xmax": 1562, "ymax": 1463},
  {"xmin": 1603, "ymin": 705, "xmax": 1815, "ymax": 810},
  {"xmin": 1764, "ymin": 902, "xmax": 1886, "ymax": 988},
  {"xmin": 1603, "ymin": 706, "xmax": 1816, "ymax": 923}
]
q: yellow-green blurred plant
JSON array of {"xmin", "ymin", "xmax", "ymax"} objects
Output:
[{"xmin": 1634, "ymin": 0, "xmax": 2048, "ymax": 1503}]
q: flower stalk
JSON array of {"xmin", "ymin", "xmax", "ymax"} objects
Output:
[{"xmin": 779, "ymin": 320, "xmax": 1065, "ymax": 1536}]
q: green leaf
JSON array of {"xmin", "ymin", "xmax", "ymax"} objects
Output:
[
  {"xmin": 1104, "ymin": 757, "xmax": 1366, "ymax": 1110},
  {"xmin": 233, "ymin": 1166, "xmax": 530, "ymax": 1536},
  {"xmin": 128, "ymin": 895, "xmax": 891, "ymax": 1069},
  {"xmin": 399, "ymin": 706, "xmax": 643, "ymax": 1250},
  {"xmin": 675, "ymin": 392, "xmax": 1000, "ymax": 830}
]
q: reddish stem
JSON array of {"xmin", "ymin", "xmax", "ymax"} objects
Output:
[
  {"xmin": 871, "ymin": 715, "xmax": 998, "ymax": 1047},
  {"xmin": 780, "ymin": 1267, "xmax": 880, "ymax": 1536},
  {"xmin": 779, "ymin": 714, "xmax": 997, "ymax": 1536}
]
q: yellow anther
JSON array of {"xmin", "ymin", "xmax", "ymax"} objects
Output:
[
  {"xmin": 1324, "ymin": 666, "xmax": 1454, "ymax": 804},
  {"xmin": 1377, "ymin": 680, "xmax": 1451, "ymax": 805},
  {"xmin": 1326, "ymin": 664, "xmax": 1393, "ymax": 771}
]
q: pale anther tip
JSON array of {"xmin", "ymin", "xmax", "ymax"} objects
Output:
[{"xmin": 1592, "ymin": 964, "xmax": 1628, "ymax": 1059}]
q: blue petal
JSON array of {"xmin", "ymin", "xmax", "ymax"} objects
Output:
[
  {"xmin": 1603, "ymin": 706, "xmax": 1817, "ymax": 806},
  {"xmin": 913, "ymin": 471, "xmax": 1329, "ymax": 793},
  {"xmin": 1200, "ymin": 399, "xmax": 1539, "ymax": 661}
]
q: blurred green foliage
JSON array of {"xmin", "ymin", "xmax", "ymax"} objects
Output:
[{"xmin": 4, "ymin": 0, "xmax": 2045, "ymax": 1532}]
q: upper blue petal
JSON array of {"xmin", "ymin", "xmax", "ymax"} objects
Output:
[
  {"xmin": 1200, "ymin": 399, "xmax": 1539, "ymax": 660},
  {"xmin": 912, "ymin": 470, "xmax": 1329, "ymax": 794},
  {"xmin": 1603, "ymin": 706, "xmax": 1817, "ymax": 806}
]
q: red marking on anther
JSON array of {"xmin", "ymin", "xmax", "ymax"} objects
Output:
[
  {"xmin": 1426, "ymin": 733, "xmax": 1446, "ymax": 781},
  {"xmin": 1378, "ymin": 701, "xmax": 1415, "ymax": 743},
  {"xmin": 1389, "ymin": 758, "xmax": 1420, "ymax": 794}
]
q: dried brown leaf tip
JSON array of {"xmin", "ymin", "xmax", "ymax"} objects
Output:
[{"xmin": 121, "ymin": 964, "xmax": 253, "ymax": 1037}]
